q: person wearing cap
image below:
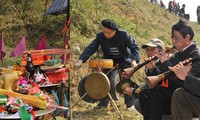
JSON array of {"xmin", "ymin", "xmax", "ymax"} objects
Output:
[
  {"xmin": 124, "ymin": 38, "xmax": 172, "ymax": 113},
  {"xmin": 139, "ymin": 19, "xmax": 200, "ymax": 120},
  {"xmin": 74, "ymin": 19, "xmax": 140, "ymax": 110},
  {"xmin": 142, "ymin": 38, "xmax": 167, "ymax": 76}
]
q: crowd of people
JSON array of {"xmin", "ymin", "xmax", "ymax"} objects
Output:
[
  {"xmin": 73, "ymin": 18, "xmax": 200, "ymax": 120},
  {"xmin": 149, "ymin": 0, "xmax": 191, "ymax": 21}
]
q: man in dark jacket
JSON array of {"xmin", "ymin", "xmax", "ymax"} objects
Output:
[
  {"xmin": 169, "ymin": 25, "xmax": 200, "ymax": 120},
  {"xmin": 74, "ymin": 19, "xmax": 140, "ymax": 110}
]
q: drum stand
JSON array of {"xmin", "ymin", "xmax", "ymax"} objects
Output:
[
  {"xmin": 72, "ymin": 65, "xmax": 123, "ymax": 120},
  {"xmin": 72, "ymin": 91, "xmax": 123, "ymax": 120}
]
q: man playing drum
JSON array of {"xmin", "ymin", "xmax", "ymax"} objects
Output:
[{"xmin": 74, "ymin": 19, "xmax": 140, "ymax": 110}]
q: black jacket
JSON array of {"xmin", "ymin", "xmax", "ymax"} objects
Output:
[{"xmin": 158, "ymin": 42, "xmax": 200, "ymax": 95}]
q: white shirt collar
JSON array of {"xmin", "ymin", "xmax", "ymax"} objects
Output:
[{"xmin": 180, "ymin": 43, "xmax": 192, "ymax": 52}]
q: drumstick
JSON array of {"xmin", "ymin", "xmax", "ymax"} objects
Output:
[{"xmin": 47, "ymin": 104, "xmax": 69, "ymax": 110}]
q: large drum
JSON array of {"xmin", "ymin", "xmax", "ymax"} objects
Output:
[
  {"xmin": 89, "ymin": 59, "xmax": 114, "ymax": 69},
  {"xmin": 78, "ymin": 75, "xmax": 98, "ymax": 103},
  {"xmin": 85, "ymin": 72, "xmax": 110, "ymax": 100}
]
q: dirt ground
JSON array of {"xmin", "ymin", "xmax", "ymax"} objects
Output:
[{"xmin": 71, "ymin": 97, "xmax": 143, "ymax": 120}]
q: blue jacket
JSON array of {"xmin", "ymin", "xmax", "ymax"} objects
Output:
[{"xmin": 79, "ymin": 29, "xmax": 140, "ymax": 63}]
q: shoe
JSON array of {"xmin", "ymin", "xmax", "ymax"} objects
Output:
[
  {"xmin": 93, "ymin": 105, "xmax": 107, "ymax": 110},
  {"xmin": 126, "ymin": 105, "xmax": 136, "ymax": 111}
]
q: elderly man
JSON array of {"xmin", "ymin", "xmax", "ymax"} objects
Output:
[{"xmin": 124, "ymin": 38, "xmax": 172, "ymax": 113}]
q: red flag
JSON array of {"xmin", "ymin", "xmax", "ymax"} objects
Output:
[
  {"xmin": 10, "ymin": 36, "xmax": 26, "ymax": 57},
  {"xmin": 62, "ymin": 18, "xmax": 70, "ymax": 34},
  {"xmin": 0, "ymin": 33, "xmax": 6, "ymax": 60},
  {"xmin": 35, "ymin": 35, "xmax": 47, "ymax": 50}
]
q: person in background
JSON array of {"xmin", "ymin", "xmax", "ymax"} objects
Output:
[
  {"xmin": 169, "ymin": 58, "xmax": 200, "ymax": 120},
  {"xmin": 159, "ymin": 0, "xmax": 166, "ymax": 9},
  {"xmin": 74, "ymin": 19, "xmax": 140, "ymax": 110},
  {"xmin": 179, "ymin": 4, "xmax": 185, "ymax": 17},
  {"xmin": 197, "ymin": 6, "xmax": 200, "ymax": 24},
  {"xmin": 168, "ymin": 0, "xmax": 174, "ymax": 13}
]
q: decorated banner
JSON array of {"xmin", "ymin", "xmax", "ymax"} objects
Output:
[
  {"xmin": 0, "ymin": 33, "xmax": 6, "ymax": 60},
  {"xmin": 10, "ymin": 36, "xmax": 26, "ymax": 57},
  {"xmin": 35, "ymin": 35, "xmax": 47, "ymax": 50}
]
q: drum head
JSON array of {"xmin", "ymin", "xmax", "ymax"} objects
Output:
[
  {"xmin": 85, "ymin": 72, "xmax": 110, "ymax": 99},
  {"xmin": 116, "ymin": 79, "xmax": 139, "ymax": 94},
  {"xmin": 89, "ymin": 59, "xmax": 114, "ymax": 69},
  {"xmin": 107, "ymin": 70, "xmax": 121, "ymax": 100},
  {"xmin": 78, "ymin": 75, "xmax": 98, "ymax": 103}
]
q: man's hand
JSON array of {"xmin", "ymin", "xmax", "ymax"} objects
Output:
[
  {"xmin": 168, "ymin": 59, "xmax": 192, "ymax": 81},
  {"xmin": 123, "ymin": 87, "xmax": 141, "ymax": 96},
  {"xmin": 131, "ymin": 60, "xmax": 137, "ymax": 68},
  {"xmin": 74, "ymin": 59, "xmax": 83, "ymax": 70},
  {"xmin": 145, "ymin": 56, "xmax": 155, "ymax": 72},
  {"xmin": 123, "ymin": 87, "xmax": 133, "ymax": 96},
  {"xmin": 156, "ymin": 51, "xmax": 168, "ymax": 63}
]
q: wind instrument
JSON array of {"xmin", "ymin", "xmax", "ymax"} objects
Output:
[
  {"xmin": 124, "ymin": 46, "xmax": 175, "ymax": 78},
  {"xmin": 146, "ymin": 56, "xmax": 198, "ymax": 89}
]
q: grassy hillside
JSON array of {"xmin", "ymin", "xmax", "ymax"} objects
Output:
[
  {"xmin": 70, "ymin": 0, "xmax": 200, "ymax": 119},
  {"xmin": 70, "ymin": 0, "xmax": 200, "ymax": 80},
  {"xmin": 0, "ymin": 0, "xmax": 67, "ymax": 66}
]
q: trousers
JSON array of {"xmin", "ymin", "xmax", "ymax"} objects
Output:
[{"xmin": 171, "ymin": 88, "xmax": 200, "ymax": 120}]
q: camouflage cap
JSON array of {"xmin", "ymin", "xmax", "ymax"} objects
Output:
[{"xmin": 142, "ymin": 38, "xmax": 165, "ymax": 49}]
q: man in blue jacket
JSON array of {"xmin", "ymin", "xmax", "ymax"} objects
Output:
[{"xmin": 74, "ymin": 19, "xmax": 140, "ymax": 110}]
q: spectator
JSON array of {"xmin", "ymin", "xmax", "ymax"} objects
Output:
[
  {"xmin": 168, "ymin": 0, "xmax": 174, "ymax": 13},
  {"xmin": 179, "ymin": 4, "xmax": 185, "ymax": 17},
  {"xmin": 197, "ymin": 6, "xmax": 200, "ymax": 24},
  {"xmin": 160, "ymin": 0, "xmax": 166, "ymax": 9}
]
